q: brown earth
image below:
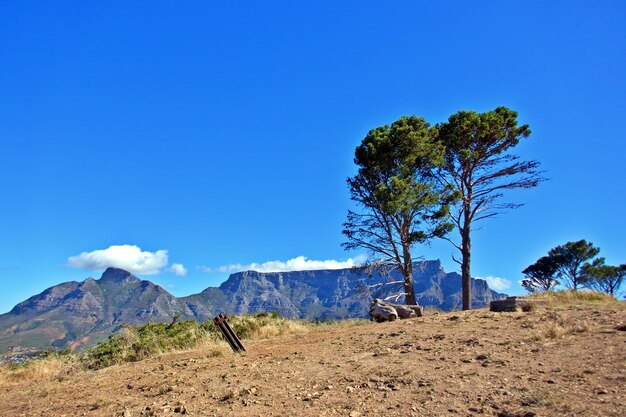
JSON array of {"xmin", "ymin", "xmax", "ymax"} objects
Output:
[{"xmin": 1, "ymin": 305, "xmax": 625, "ymax": 417}]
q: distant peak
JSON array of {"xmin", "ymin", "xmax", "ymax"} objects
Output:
[{"xmin": 99, "ymin": 267, "xmax": 140, "ymax": 283}]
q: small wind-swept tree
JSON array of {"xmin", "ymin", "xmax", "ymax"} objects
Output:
[
  {"xmin": 549, "ymin": 240, "xmax": 600, "ymax": 290},
  {"xmin": 437, "ymin": 107, "xmax": 544, "ymax": 309},
  {"xmin": 343, "ymin": 116, "xmax": 453, "ymax": 305},
  {"xmin": 521, "ymin": 256, "xmax": 559, "ymax": 293},
  {"xmin": 581, "ymin": 258, "xmax": 625, "ymax": 296}
]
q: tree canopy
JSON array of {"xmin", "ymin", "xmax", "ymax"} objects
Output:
[
  {"xmin": 548, "ymin": 240, "xmax": 600, "ymax": 290},
  {"xmin": 522, "ymin": 239, "xmax": 625, "ymax": 296},
  {"xmin": 342, "ymin": 116, "xmax": 452, "ymax": 305},
  {"xmin": 437, "ymin": 106, "xmax": 544, "ymax": 309},
  {"xmin": 581, "ymin": 258, "xmax": 625, "ymax": 296},
  {"xmin": 521, "ymin": 256, "xmax": 560, "ymax": 293}
]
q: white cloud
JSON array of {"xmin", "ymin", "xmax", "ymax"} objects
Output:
[
  {"xmin": 170, "ymin": 263, "xmax": 188, "ymax": 277},
  {"xmin": 478, "ymin": 275, "xmax": 512, "ymax": 291},
  {"xmin": 67, "ymin": 244, "xmax": 169, "ymax": 275},
  {"xmin": 202, "ymin": 255, "xmax": 368, "ymax": 274}
]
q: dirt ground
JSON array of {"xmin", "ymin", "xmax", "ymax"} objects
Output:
[{"xmin": 1, "ymin": 305, "xmax": 624, "ymax": 417}]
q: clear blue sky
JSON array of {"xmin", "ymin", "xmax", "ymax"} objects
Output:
[{"xmin": 1, "ymin": 1, "xmax": 625, "ymax": 313}]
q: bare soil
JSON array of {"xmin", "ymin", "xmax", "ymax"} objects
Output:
[{"xmin": 1, "ymin": 305, "xmax": 625, "ymax": 417}]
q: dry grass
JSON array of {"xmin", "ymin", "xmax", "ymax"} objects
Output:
[
  {"xmin": 0, "ymin": 355, "xmax": 78, "ymax": 386},
  {"xmin": 530, "ymin": 289, "xmax": 624, "ymax": 308},
  {"xmin": 311, "ymin": 318, "xmax": 369, "ymax": 330},
  {"xmin": 422, "ymin": 306, "xmax": 445, "ymax": 315},
  {"xmin": 228, "ymin": 313, "xmax": 313, "ymax": 340},
  {"xmin": 521, "ymin": 300, "xmax": 537, "ymax": 312},
  {"xmin": 2, "ymin": 303, "xmax": 625, "ymax": 417},
  {"xmin": 1, "ymin": 314, "xmax": 369, "ymax": 380},
  {"xmin": 530, "ymin": 310, "xmax": 591, "ymax": 341}
]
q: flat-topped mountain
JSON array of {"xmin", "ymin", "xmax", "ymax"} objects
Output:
[{"xmin": 0, "ymin": 261, "xmax": 507, "ymax": 352}]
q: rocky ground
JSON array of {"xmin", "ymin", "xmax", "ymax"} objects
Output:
[{"xmin": 1, "ymin": 304, "xmax": 624, "ymax": 417}]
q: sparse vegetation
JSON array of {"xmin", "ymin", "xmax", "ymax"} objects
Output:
[
  {"xmin": 83, "ymin": 312, "xmax": 318, "ymax": 369},
  {"xmin": 1, "ymin": 299, "xmax": 624, "ymax": 417},
  {"xmin": 83, "ymin": 319, "xmax": 220, "ymax": 369},
  {"xmin": 530, "ymin": 310, "xmax": 591, "ymax": 341},
  {"xmin": 529, "ymin": 289, "xmax": 624, "ymax": 307},
  {"xmin": 1, "ymin": 312, "xmax": 366, "ymax": 380},
  {"xmin": 0, "ymin": 350, "xmax": 77, "ymax": 385}
]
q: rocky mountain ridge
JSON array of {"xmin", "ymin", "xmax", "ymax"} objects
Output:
[{"xmin": 0, "ymin": 260, "xmax": 507, "ymax": 352}]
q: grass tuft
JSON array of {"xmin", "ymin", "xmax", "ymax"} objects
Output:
[{"xmin": 530, "ymin": 310, "xmax": 591, "ymax": 341}]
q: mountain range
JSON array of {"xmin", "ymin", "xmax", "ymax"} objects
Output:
[{"xmin": 0, "ymin": 260, "xmax": 507, "ymax": 352}]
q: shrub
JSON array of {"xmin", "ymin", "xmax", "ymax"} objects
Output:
[
  {"xmin": 83, "ymin": 319, "xmax": 219, "ymax": 369},
  {"xmin": 83, "ymin": 312, "xmax": 307, "ymax": 369}
]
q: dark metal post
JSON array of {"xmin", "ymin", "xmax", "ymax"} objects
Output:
[{"xmin": 213, "ymin": 313, "xmax": 246, "ymax": 353}]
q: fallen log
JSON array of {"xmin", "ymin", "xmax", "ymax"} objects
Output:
[
  {"xmin": 384, "ymin": 301, "xmax": 423, "ymax": 318},
  {"xmin": 369, "ymin": 299, "xmax": 423, "ymax": 322},
  {"xmin": 369, "ymin": 300, "xmax": 397, "ymax": 322}
]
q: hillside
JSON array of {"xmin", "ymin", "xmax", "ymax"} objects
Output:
[
  {"xmin": 0, "ymin": 261, "xmax": 506, "ymax": 352},
  {"xmin": 0, "ymin": 301, "xmax": 624, "ymax": 416}
]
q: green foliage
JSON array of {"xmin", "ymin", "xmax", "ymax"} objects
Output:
[
  {"xmin": 436, "ymin": 106, "xmax": 544, "ymax": 310},
  {"xmin": 548, "ymin": 240, "xmax": 600, "ymax": 290},
  {"xmin": 525, "ymin": 240, "xmax": 605, "ymax": 293},
  {"xmin": 83, "ymin": 312, "xmax": 291, "ymax": 369},
  {"xmin": 343, "ymin": 116, "xmax": 453, "ymax": 305},
  {"xmin": 581, "ymin": 258, "xmax": 625, "ymax": 296},
  {"xmin": 522, "ymin": 256, "xmax": 560, "ymax": 293},
  {"xmin": 84, "ymin": 319, "xmax": 217, "ymax": 369}
]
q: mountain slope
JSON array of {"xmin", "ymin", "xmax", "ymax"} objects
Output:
[
  {"xmin": 0, "ymin": 268, "xmax": 194, "ymax": 352},
  {"xmin": 0, "ymin": 261, "xmax": 506, "ymax": 352},
  {"xmin": 184, "ymin": 260, "xmax": 506, "ymax": 320}
]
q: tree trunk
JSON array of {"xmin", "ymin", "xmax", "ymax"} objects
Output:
[
  {"xmin": 461, "ymin": 219, "xmax": 472, "ymax": 310},
  {"xmin": 403, "ymin": 259, "xmax": 417, "ymax": 305}
]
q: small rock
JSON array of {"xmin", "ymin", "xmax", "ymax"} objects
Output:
[
  {"xmin": 597, "ymin": 388, "xmax": 608, "ymax": 395},
  {"xmin": 349, "ymin": 412, "xmax": 361, "ymax": 417},
  {"xmin": 476, "ymin": 354, "xmax": 489, "ymax": 361}
]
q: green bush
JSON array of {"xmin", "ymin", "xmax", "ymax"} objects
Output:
[
  {"xmin": 83, "ymin": 312, "xmax": 289, "ymax": 369},
  {"xmin": 84, "ymin": 319, "xmax": 218, "ymax": 369}
]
